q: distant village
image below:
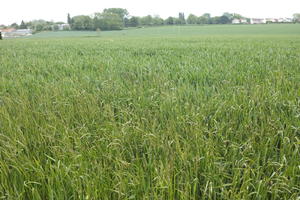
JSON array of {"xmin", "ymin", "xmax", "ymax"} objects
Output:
[
  {"xmin": 0, "ymin": 24, "xmax": 70, "ymax": 38},
  {"xmin": 0, "ymin": 13, "xmax": 298, "ymax": 38},
  {"xmin": 233, "ymin": 17, "xmax": 294, "ymax": 24}
]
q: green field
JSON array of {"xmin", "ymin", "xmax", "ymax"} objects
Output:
[
  {"xmin": 0, "ymin": 24, "xmax": 300, "ymax": 199},
  {"xmin": 27, "ymin": 24, "xmax": 300, "ymax": 38}
]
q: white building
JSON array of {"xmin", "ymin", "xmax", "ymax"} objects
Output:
[
  {"xmin": 266, "ymin": 18, "xmax": 293, "ymax": 23},
  {"xmin": 232, "ymin": 19, "xmax": 241, "ymax": 24},
  {"xmin": 232, "ymin": 18, "xmax": 248, "ymax": 24},
  {"xmin": 240, "ymin": 19, "xmax": 248, "ymax": 23},
  {"xmin": 278, "ymin": 18, "xmax": 285, "ymax": 23},
  {"xmin": 58, "ymin": 24, "xmax": 70, "ymax": 31},
  {"xmin": 1, "ymin": 29, "xmax": 32, "ymax": 37},
  {"xmin": 250, "ymin": 18, "xmax": 266, "ymax": 24},
  {"xmin": 15, "ymin": 29, "xmax": 32, "ymax": 36},
  {"xmin": 283, "ymin": 18, "xmax": 293, "ymax": 23}
]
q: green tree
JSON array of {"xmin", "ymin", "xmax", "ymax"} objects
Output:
[
  {"xmin": 20, "ymin": 20, "xmax": 27, "ymax": 29},
  {"xmin": 94, "ymin": 12, "xmax": 123, "ymax": 30},
  {"xmin": 201, "ymin": 13, "xmax": 211, "ymax": 24},
  {"xmin": 103, "ymin": 8, "xmax": 129, "ymax": 27},
  {"xmin": 293, "ymin": 13, "xmax": 300, "ymax": 23},
  {"xmin": 129, "ymin": 17, "xmax": 140, "ymax": 27},
  {"xmin": 35, "ymin": 24, "xmax": 44, "ymax": 32},
  {"xmin": 103, "ymin": 8, "xmax": 129, "ymax": 19},
  {"xmin": 165, "ymin": 17, "xmax": 174, "ymax": 25},
  {"xmin": 42, "ymin": 21, "xmax": 54, "ymax": 31},
  {"xmin": 187, "ymin": 14, "xmax": 198, "ymax": 24},
  {"xmin": 124, "ymin": 18, "xmax": 130, "ymax": 27},
  {"xmin": 197, "ymin": 16, "xmax": 207, "ymax": 24},
  {"xmin": 72, "ymin": 15, "xmax": 94, "ymax": 30},
  {"xmin": 25, "ymin": 21, "xmax": 32, "ymax": 29},
  {"xmin": 232, "ymin": 13, "xmax": 243, "ymax": 19},
  {"xmin": 67, "ymin": 13, "xmax": 72, "ymax": 25},
  {"xmin": 140, "ymin": 15, "xmax": 153, "ymax": 26},
  {"xmin": 10, "ymin": 23, "xmax": 19, "ymax": 29},
  {"xmin": 152, "ymin": 16, "xmax": 164, "ymax": 25},
  {"xmin": 174, "ymin": 18, "xmax": 182, "ymax": 25},
  {"xmin": 27, "ymin": 20, "xmax": 48, "ymax": 32},
  {"xmin": 223, "ymin": 12, "xmax": 234, "ymax": 20},
  {"xmin": 52, "ymin": 24, "xmax": 59, "ymax": 31},
  {"xmin": 219, "ymin": 15, "xmax": 231, "ymax": 24},
  {"xmin": 210, "ymin": 16, "xmax": 220, "ymax": 24},
  {"xmin": 0, "ymin": 25, "xmax": 7, "ymax": 29},
  {"xmin": 202, "ymin": 13, "xmax": 211, "ymax": 19}
]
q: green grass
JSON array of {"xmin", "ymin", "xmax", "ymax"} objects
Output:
[{"xmin": 0, "ymin": 24, "xmax": 300, "ymax": 199}]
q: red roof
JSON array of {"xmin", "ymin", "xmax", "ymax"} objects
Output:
[{"xmin": 0, "ymin": 28, "xmax": 16, "ymax": 32}]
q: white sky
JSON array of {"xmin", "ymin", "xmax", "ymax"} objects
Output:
[{"xmin": 1, "ymin": 0, "xmax": 299, "ymax": 25}]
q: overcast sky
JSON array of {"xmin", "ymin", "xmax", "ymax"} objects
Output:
[{"xmin": 1, "ymin": 0, "xmax": 299, "ymax": 25}]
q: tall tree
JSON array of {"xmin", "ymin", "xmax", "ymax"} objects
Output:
[
  {"xmin": 129, "ymin": 17, "xmax": 140, "ymax": 27},
  {"xmin": 187, "ymin": 14, "xmax": 198, "ymax": 24},
  {"xmin": 165, "ymin": 17, "xmax": 174, "ymax": 25},
  {"xmin": 124, "ymin": 17, "xmax": 130, "ymax": 27},
  {"xmin": 94, "ymin": 12, "xmax": 123, "ymax": 30},
  {"xmin": 202, "ymin": 13, "xmax": 211, "ymax": 19},
  {"xmin": 140, "ymin": 15, "xmax": 153, "ymax": 26},
  {"xmin": 19, "ymin": 20, "xmax": 27, "ymax": 29},
  {"xmin": 201, "ymin": 13, "xmax": 211, "ymax": 24},
  {"xmin": 219, "ymin": 15, "xmax": 231, "ymax": 24},
  {"xmin": 102, "ymin": 8, "xmax": 129, "ymax": 27},
  {"xmin": 210, "ymin": 16, "xmax": 220, "ymax": 24},
  {"xmin": 103, "ymin": 8, "xmax": 129, "ymax": 19},
  {"xmin": 232, "ymin": 13, "xmax": 243, "ymax": 19},
  {"xmin": 67, "ymin": 13, "xmax": 72, "ymax": 24},
  {"xmin": 197, "ymin": 16, "xmax": 207, "ymax": 24},
  {"xmin": 152, "ymin": 15, "xmax": 164, "ymax": 25},
  {"xmin": 72, "ymin": 15, "xmax": 94, "ymax": 30}
]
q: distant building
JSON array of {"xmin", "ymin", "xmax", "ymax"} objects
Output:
[
  {"xmin": 15, "ymin": 29, "xmax": 32, "ymax": 36},
  {"xmin": 58, "ymin": 24, "xmax": 70, "ymax": 31},
  {"xmin": 232, "ymin": 19, "xmax": 241, "ymax": 24},
  {"xmin": 1, "ymin": 28, "xmax": 16, "ymax": 33},
  {"xmin": 266, "ymin": 18, "xmax": 277, "ymax": 23},
  {"xmin": 1, "ymin": 28, "xmax": 16, "ymax": 37},
  {"xmin": 266, "ymin": 18, "xmax": 293, "ymax": 23},
  {"xmin": 240, "ymin": 19, "xmax": 248, "ymax": 23},
  {"xmin": 1, "ymin": 28, "xmax": 32, "ymax": 37},
  {"xmin": 283, "ymin": 18, "xmax": 293, "ymax": 23},
  {"xmin": 232, "ymin": 18, "xmax": 248, "ymax": 24},
  {"xmin": 250, "ymin": 18, "xmax": 266, "ymax": 24},
  {"xmin": 233, "ymin": 17, "xmax": 293, "ymax": 25}
]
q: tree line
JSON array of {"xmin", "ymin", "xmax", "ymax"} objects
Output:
[
  {"xmin": 68, "ymin": 9, "xmax": 244, "ymax": 30},
  {"xmin": 2, "ymin": 9, "xmax": 300, "ymax": 32},
  {"xmin": 62, "ymin": 11, "xmax": 300, "ymax": 31}
]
